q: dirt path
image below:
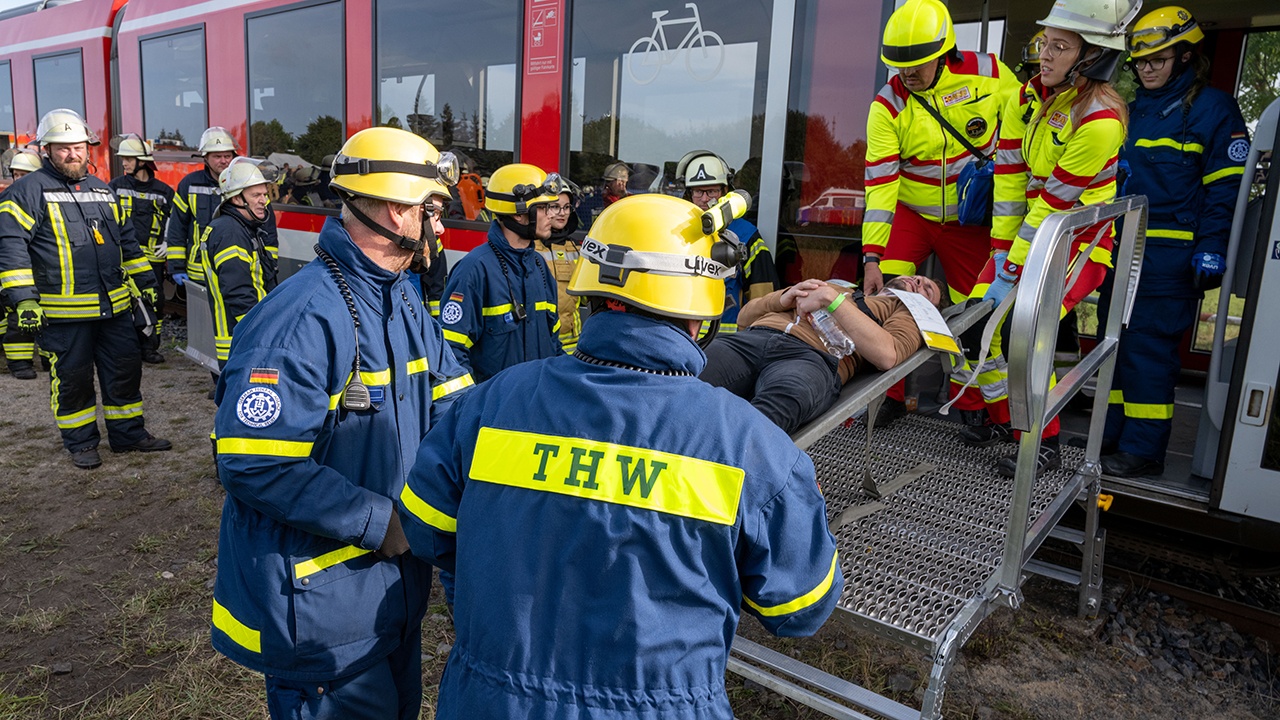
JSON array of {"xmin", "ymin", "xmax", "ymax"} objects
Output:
[{"xmin": 0, "ymin": 350, "xmax": 1273, "ymax": 719}]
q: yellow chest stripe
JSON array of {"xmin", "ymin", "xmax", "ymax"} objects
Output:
[{"xmin": 470, "ymin": 427, "xmax": 745, "ymax": 525}]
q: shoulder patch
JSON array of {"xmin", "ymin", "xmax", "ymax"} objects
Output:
[
  {"xmin": 441, "ymin": 301, "xmax": 463, "ymax": 325},
  {"xmin": 236, "ymin": 387, "xmax": 282, "ymax": 428},
  {"xmin": 942, "ymin": 86, "xmax": 972, "ymax": 107},
  {"xmin": 1048, "ymin": 111, "xmax": 1069, "ymax": 130},
  {"xmin": 1227, "ymin": 138, "xmax": 1249, "ymax": 164}
]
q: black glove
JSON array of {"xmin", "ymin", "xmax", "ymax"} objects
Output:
[{"xmin": 375, "ymin": 507, "xmax": 411, "ymax": 559}]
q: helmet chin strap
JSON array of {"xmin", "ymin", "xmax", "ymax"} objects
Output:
[
  {"xmin": 697, "ymin": 319, "xmax": 721, "ymax": 349},
  {"xmin": 409, "ymin": 212, "xmax": 440, "ymax": 274},
  {"xmin": 499, "ymin": 211, "xmax": 540, "ymax": 241},
  {"xmin": 343, "ymin": 198, "xmax": 427, "ymax": 255}
]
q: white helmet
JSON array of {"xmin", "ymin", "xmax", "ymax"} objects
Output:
[
  {"xmin": 677, "ymin": 150, "xmax": 734, "ymax": 189},
  {"xmin": 35, "ymin": 108, "xmax": 99, "ymax": 146},
  {"xmin": 113, "ymin": 133, "xmax": 155, "ymax": 161},
  {"xmin": 8, "ymin": 149, "xmax": 42, "ymax": 175},
  {"xmin": 1038, "ymin": 0, "xmax": 1142, "ymax": 52},
  {"xmin": 218, "ymin": 157, "xmax": 271, "ymax": 203},
  {"xmin": 197, "ymin": 126, "xmax": 237, "ymax": 156}
]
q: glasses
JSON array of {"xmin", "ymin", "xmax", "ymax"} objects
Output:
[
  {"xmin": 1039, "ymin": 41, "xmax": 1077, "ymax": 60},
  {"xmin": 1133, "ymin": 56, "xmax": 1171, "ymax": 71},
  {"xmin": 545, "ymin": 204, "xmax": 574, "ymax": 215},
  {"xmin": 690, "ymin": 188, "xmax": 724, "ymax": 200}
]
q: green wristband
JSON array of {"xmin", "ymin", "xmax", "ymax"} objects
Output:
[{"xmin": 827, "ymin": 292, "xmax": 847, "ymax": 314}]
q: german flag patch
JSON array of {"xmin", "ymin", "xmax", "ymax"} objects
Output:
[
  {"xmin": 249, "ymin": 367, "xmax": 280, "ymax": 384},
  {"xmin": 449, "ymin": 292, "xmax": 464, "ymax": 302}
]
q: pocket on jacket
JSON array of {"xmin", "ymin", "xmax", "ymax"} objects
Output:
[
  {"xmin": 289, "ymin": 542, "xmax": 403, "ymax": 658},
  {"xmin": 483, "ymin": 313, "xmax": 519, "ymax": 337}
]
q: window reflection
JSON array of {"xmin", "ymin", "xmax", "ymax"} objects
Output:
[
  {"xmin": 141, "ymin": 29, "xmax": 207, "ymax": 151},
  {"xmin": 34, "ymin": 51, "xmax": 85, "ymax": 118},
  {"xmin": 375, "ymin": 0, "xmax": 519, "ymax": 221},
  {"xmin": 0, "ymin": 62, "xmax": 12, "ymax": 138},
  {"xmin": 569, "ymin": 0, "xmax": 773, "ymax": 229}
]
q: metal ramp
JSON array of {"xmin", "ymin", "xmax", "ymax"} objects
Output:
[{"xmin": 729, "ymin": 196, "xmax": 1149, "ymax": 719}]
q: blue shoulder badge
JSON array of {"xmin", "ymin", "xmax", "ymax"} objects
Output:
[
  {"xmin": 1227, "ymin": 137, "xmax": 1249, "ymax": 164},
  {"xmin": 236, "ymin": 387, "xmax": 282, "ymax": 428}
]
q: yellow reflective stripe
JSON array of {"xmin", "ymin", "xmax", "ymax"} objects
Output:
[
  {"xmin": 47, "ymin": 203, "xmax": 73, "ymax": 295},
  {"xmin": 122, "ymin": 257, "xmax": 151, "ymax": 274},
  {"xmin": 55, "ymin": 406, "xmax": 97, "ymax": 429},
  {"xmin": 1203, "ymin": 166, "xmax": 1244, "ymax": 185},
  {"xmin": 1148, "ymin": 228, "xmax": 1195, "ymax": 241},
  {"xmin": 1135, "ymin": 138, "xmax": 1204, "ymax": 154},
  {"xmin": 213, "ymin": 245, "xmax": 253, "ymax": 268},
  {"xmin": 1124, "ymin": 402, "xmax": 1174, "ymax": 420},
  {"xmin": 443, "ymin": 329, "xmax": 473, "ymax": 348},
  {"xmin": 481, "ymin": 304, "xmax": 514, "ymax": 316},
  {"xmin": 400, "ymin": 483, "xmax": 457, "ymax": 533},
  {"xmin": 406, "ymin": 357, "xmax": 430, "ymax": 375},
  {"xmin": 431, "ymin": 373, "xmax": 474, "ymax": 400},
  {"xmin": 293, "ymin": 545, "xmax": 372, "ymax": 580},
  {"xmin": 171, "ymin": 193, "xmax": 189, "ymax": 212},
  {"xmin": 359, "ymin": 369, "xmax": 390, "ymax": 386},
  {"xmin": 428, "ymin": 300, "xmax": 441, "ymax": 317},
  {"xmin": 1109, "ymin": 390, "xmax": 1124, "ymax": 404},
  {"xmin": 534, "ymin": 301, "xmax": 556, "ymax": 313},
  {"xmin": 166, "ymin": 245, "xmax": 185, "ymax": 260},
  {"xmin": 744, "ymin": 240, "xmax": 767, "ymax": 273},
  {"xmin": 879, "ymin": 259, "xmax": 917, "ymax": 277},
  {"xmin": 329, "ymin": 392, "xmax": 342, "ymax": 411},
  {"xmin": 0, "ymin": 268, "xmax": 34, "ymax": 289},
  {"xmin": 0, "ymin": 199, "xmax": 35, "ymax": 229},
  {"xmin": 212, "ymin": 600, "xmax": 260, "ymax": 653},
  {"xmin": 216, "ymin": 437, "xmax": 314, "ymax": 457},
  {"xmin": 744, "ymin": 551, "xmax": 839, "ymax": 617},
  {"xmin": 103, "ymin": 402, "xmax": 143, "ymax": 420},
  {"xmin": 470, "ymin": 428, "xmax": 745, "ymax": 525}
]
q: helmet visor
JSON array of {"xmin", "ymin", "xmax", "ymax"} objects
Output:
[
  {"xmin": 1130, "ymin": 26, "xmax": 1177, "ymax": 54},
  {"xmin": 1022, "ymin": 35, "xmax": 1045, "ymax": 63}
]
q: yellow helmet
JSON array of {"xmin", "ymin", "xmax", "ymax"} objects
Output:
[
  {"xmin": 484, "ymin": 163, "xmax": 561, "ymax": 215},
  {"xmin": 36, "ymin": 108, "xmax": 99, "ymax": 146},
  {"xmin": 1022, "ymin": 30, "xmax": 1047, "ymax": 65},
  {"xmin": 197, "ymin": 126, "xmax": 237, "ymax": 155},
  {"xmin": 1130, "ymin": 6, "xmax": 1204, "ymax": 58},
  {"xmin": 569, "ymin": 193, "xmax": 749, "ymax": 321},
  {"xmin": 8, "ymin": 149, "xmax": 42, "ymax": 175},
  {"xmin": 880, "ymin": 0, "xmax": 956, "ymax": 68},
  {"xmin": 113, "ymin": 133, "xmax": 155, "ymax": 161},
  {"xmin": 329, "ymin": 127, "xmax": 458, "ymax": 205},
  {"xmin": 676, "ymin": 150, "xmax": 733, "ymax": 189}
]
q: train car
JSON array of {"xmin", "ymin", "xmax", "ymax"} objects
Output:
[{"xmin": 5, "ymin": 0, "xmax": 1280, "ymax": 548}]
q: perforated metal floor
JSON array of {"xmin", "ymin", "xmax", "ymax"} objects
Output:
[{"xmin": 808, "ymin": 414, "xmax": 1085, "ymax": 648}]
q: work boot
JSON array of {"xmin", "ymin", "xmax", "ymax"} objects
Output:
[
  {"xmin": 996, "ymin": 439, "xmax": 1060, "ymax": 478},
  {"xmin": 875, "ymin": 397, "xmax": 908, "ymax": 428},
  {"xmin": 142, "ymin": 349, "xmax": 166, "ymax": 364},
  {"xmin": 1101, "ymin": 451, "xmax": 1164, "ymax": 478},
  {"xmin": 113, "ymin": 434, "xmax": 172, "ymax": 453},
  {"xmin": 1065, "ymin": 435, "xmax": 1118, "ymax": 456},
  {"xmin": 8, "ymin": 360, "xmax": 36, "ymax": 380},
  {"xmin": 958, "ymin": 412, "xmax": 1014, "ymax": 447},
  {"xmin": 70, "ymin": 447, "xmax": 102, "ymax": 470}
]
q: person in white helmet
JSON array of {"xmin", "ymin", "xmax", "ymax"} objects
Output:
[
  {"xmin": 110, "ymin": 134, "xmax": 174, "ymax": 363},
  {"xmin": 0, "ymin": 149, "xmax": 43, "ymax": 378}
]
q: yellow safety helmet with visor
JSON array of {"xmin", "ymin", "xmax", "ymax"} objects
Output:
[
  {"xmin": 880, "ymin": 0, "xmax": 956, "ymax": 68},
  {"xmin": 1129, "ymin": 6, "xmax": 1204, "ymax": 58},
  {"xmin": 484, "ymin": 164, "xmax": 564, "ymax": 215}
]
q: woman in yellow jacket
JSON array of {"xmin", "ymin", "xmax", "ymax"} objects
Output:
[{"xmin": 960, "ymin": 0, "xmax": 1141, "ymax": 477}]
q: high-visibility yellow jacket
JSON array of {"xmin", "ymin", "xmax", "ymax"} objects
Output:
[
  {"xmin": 992, "ymin": 77, "xmax": 1125, "ymax": 267},
  {"xmin": 863, "ymin": 51, "xmax": 1019, "ymax": 256}
]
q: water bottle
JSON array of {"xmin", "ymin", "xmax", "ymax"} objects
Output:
[{"xmin": 809, "ymin": 308, "xmax": 856, "ymax": 358}]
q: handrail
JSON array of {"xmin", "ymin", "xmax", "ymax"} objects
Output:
[{"xmin": 998, "ymin": 194, "xmax": 1149, "ymax": 596}]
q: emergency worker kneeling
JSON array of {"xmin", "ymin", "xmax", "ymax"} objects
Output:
[{"xmin": 399, "ymin": 193, "xmax": 843, "ymax": 719}]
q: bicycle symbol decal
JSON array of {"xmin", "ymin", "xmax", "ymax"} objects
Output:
[{"xmin": 626, "ymin": 3, "xmax": 726, "ymax": 85}]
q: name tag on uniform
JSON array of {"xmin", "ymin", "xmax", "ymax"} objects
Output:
[
  {"xmin": 884, "ymin": 289, "xmax": 960, "ymax": 355},
  {"xmin": 1048, "ymin": 111, "xmax": 1069, "ymax": 130},
  {"xmin": 942, "ymin": 87, "xmax": 972, "ymax": 107}
]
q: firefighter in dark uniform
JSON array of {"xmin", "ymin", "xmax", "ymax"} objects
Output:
[
  {"xmin": 439, "ymin": 164, "xmax": 564, "ymax": 383},
  {"xmin": 1100, "ymin": 7, "xmax": 1249, "ymax": 477},
  {"xmin": 210, "ymin": 127, "xmax": 472, "ymax": 719},
  {"xmin": 0, "ymin": 109, "xmax": 171, "ymax": 469},
  {"xmin": 1, "ymin": 149, "xmax": 42, "ymax": 378},
  {"xmin": 533, "ymin": 176, "xmax": 585, "ymax": 353},
  {"xmin": 677, "ymin": 150, "xmax": 780, "ymax": 335},
  {"xmin": 398, "ymin": 193, "xmax": 841, "ymax": 719},
  {"xmin": 200, "ymin": 158, "xmax": 279, "ymax": 370},
  {"xmin": 110, "ymin": 134, "xmax": 174, "ymax": 364}
]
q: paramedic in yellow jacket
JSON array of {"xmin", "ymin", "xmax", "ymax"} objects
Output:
[
  {"xmin": 862, "ymin": 0, "xmax": 1019, "ymax": 424},
  {"xmin": 962, "ymin": 0, "xmax": 1139, "ymax": 477}
]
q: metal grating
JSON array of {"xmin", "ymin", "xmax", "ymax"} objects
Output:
[{"xmin": 808, "ymin": 414, "xmax": 1085, "ymax": 645}]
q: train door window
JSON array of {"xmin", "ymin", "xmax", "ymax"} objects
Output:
[
  {"xmin": 568, "ymin": 0, "xmax": 775, "ymax": 230},
  {"xmin": 374, "ymin": 0, "xmax": 520, "ymax": 222},
  {"xmin": 247, "ymin": 0, "xmax": 344, "ymax": 207},
  {"xmin": 33, "ymin": 50, "xmax": 84, "ymax": 118},
  {"xmin": 140, "ymin": 28, "xmax": 207, "ymax": 152},
  {"xmin": 0, "ymin": 61, "xmax": 12, "ymax": 140}
]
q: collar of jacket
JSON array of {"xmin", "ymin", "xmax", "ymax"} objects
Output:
[
  {"xmin": 912, "ymin": 61, "xmax": 959, "ymax": 99},
  {"xmin": 575, "ymin": 310, "xmax": 707, "ymax": 376},
  {"xmin": 318, "ymin": 216, "xmax": 401, "ymax": 313},
  {"xmin": 216, "ymin": 202, "xmax": 267, "ymax": 232},
  {"xmin": 487, "ymin": 220, "xmax": 536, "ymax": 268},
  {"xmin": 1134, "ymin": 65, "xmax": 1195, "ymax": 111}
]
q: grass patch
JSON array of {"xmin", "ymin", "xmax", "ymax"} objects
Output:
[{"xmin": 2, "ymin": 606, "xmax": 73, "ymax": 635}]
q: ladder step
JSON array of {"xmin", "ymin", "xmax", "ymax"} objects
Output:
[
  {"xmin": 1049, "ymin": 525, "xmax": 1085, "ymax": 545},
  {"xmin": 1025, "ymin": 558, "xmax": 1082, "ymax": 586}
]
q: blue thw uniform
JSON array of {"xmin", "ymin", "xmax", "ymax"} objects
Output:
[
  {"xmin": 439, "ymin": 221, "xmax": 563, "ymax": 381},
  {"xmin": 0, "ymin": 164, "xmax": 159, "ymax": 451},
  {"xmin": 210, "ymin": 217, "xmax": 473, "ymax": 711},
  {"xmin": 1103, "ymin": 68, "xmax": 1247, "ymax": 463},
  {"xmin": 399, "ymin": 311, "xmax": 842, "ymax": 719},
  {"xmin": 718, "ymin": 217, "xmax": 779, "ymax": 334}
]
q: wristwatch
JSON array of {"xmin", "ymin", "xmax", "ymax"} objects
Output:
[{"xmin": 863, "ymin": 255, "xmax": 880, "ymax": 265}]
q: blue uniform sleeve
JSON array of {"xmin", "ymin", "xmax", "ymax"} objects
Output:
[
  {"xmin": 1196, "ymin": 96, "xmax": 1249, "ymax": 257},
  {"xmin": 738, "ymin": 451, "xmax": 842, "ymax": 636},
  {"xmin": 440, "ymin": 259, "xmax": 484, "ymax": 372},
  {"xmin": 399, "ymin": 392, "xmax": 471, "ymax": 573},
  {"xmin": 427, "ymin": 320, "xmax": 475, "ymax": 424},
  {"xmin": 0, "ymin": 180, "xmax": 43, "ymax": 305},
  {"xmin": 214, "ymin": 347, "xmax": 395, "ymax": 552}
]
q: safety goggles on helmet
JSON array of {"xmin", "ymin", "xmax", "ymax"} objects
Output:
[
  {"xmin": 331, "ymin": 151, "xmax": 460, "ymax": 188},
  {"xmin": 1022, "ymin": 33, "xmax": 1046, "ymax": 64},
  {"xmin": 1129, "ymin": 22, "xmax": 1195, "ymax": 55},
  {"xmin": 509, "ymin": 172, "xmax": 574, "ymax": 202}
]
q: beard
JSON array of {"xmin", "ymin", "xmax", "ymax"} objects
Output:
[{"xmin": 50, "ymin": 154, "xmax": 88, "ymax": 180}]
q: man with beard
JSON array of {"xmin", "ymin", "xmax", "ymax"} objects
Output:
[{"xmin": 0, "ymin": 109, "xmax": 170, "ymax": 469}]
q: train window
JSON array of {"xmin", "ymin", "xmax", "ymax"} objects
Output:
[
  {"xmin": 140, "ymin": 29, "xmax": 207, "ymax": 151},
  {"xmin": 374, "ymin": 0, "xmax": 519, "ymax": 221},
  {"xmin": 246, "ymin": 0, "xmax": 344, "ymax": 195},
  {"xmin": 0, "ymin": 61, "xmax": 12, "ymax": 137},
  {"xmin": 33, "ymin": 50, "xmax": 84, "ymax": 118},
  {"xmin": 568, "ymin": 0, "xmax": 775, "ymax": 230}
]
